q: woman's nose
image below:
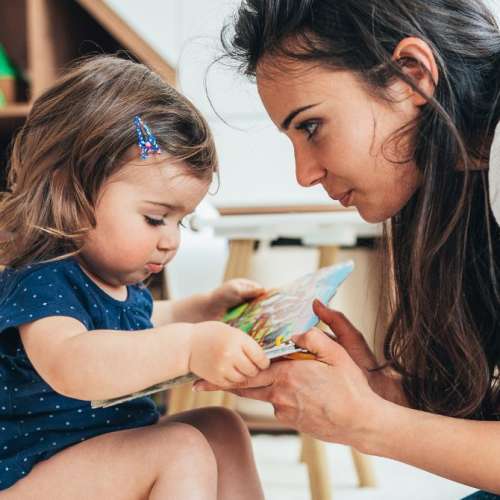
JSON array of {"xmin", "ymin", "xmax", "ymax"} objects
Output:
[{"xmin": 294, "ymin": 147, "xmax": 325, "ymax": 187}]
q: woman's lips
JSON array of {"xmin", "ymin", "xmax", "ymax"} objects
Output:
[
  {"xmin": 329, "ymin": 189, "xmax": 354, "ymax": 207},
  {"xmin": 339, "ymin": 190, "xmax": 354, "ymax": 207}
]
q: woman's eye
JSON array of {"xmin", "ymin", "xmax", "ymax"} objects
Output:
[
  {"xmin": 296, "ymin": 120, "xmax": 320, "ymax": 140},
  {"xmin": 144, "ymin": 216, "xmax": 165, "ymax": 227}
]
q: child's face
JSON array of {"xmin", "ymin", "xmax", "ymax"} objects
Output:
[
  {"xmin": 256, "ymin": 60, "xmax": 423, "ymax": 223},
  {"xmin": 80, "ymin": 156, "xmax": 210, "ymax": 287}
]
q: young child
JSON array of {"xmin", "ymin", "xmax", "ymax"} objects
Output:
[{"xmin": 0, "ymin": 55, "xmax": 268, "ymax": 499}]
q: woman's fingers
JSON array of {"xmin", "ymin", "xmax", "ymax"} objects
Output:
[
  {"xmin": 312, "ymin": 299, "xmax": 377, "ymax": 370},
  {"xmin": 292, "ymin": 328, "xmax": 350, "ymax": 366},
  {"xmin": 229, "ymin": 385, "xmax": 275, "ymax": 402}
]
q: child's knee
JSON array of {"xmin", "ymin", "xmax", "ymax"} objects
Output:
[
  {"xmin": 198, "ymin": 407, "xmax": 250, "ymax": 442},
  {"xmin": 158, "ymin": 422, "xmax": 217, "ymax": 470}
]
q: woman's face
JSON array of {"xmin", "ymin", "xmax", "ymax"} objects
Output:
[{"xmin": 256, "ymin": 60, "xmax": 423, "ymax": 223}]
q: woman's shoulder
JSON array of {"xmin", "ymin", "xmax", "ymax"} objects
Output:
[{"xmin": 489, "ymin": 121, "xmax": 500, "ymax": 226}]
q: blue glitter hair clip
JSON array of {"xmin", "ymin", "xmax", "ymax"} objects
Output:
[{"xmin": 134, "ymin": 115, "xmax": 161, "ymax": 159}]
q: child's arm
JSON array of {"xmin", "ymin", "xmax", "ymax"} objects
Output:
[
  {"xmin": 19, "ymin": 315, "xmax": 269, "ymax": 402},
  {"xmin": 151, "ymin": 279, "xmax": 264, "ymax": 326}
]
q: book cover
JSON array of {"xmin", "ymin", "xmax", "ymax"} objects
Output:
[{"xmin": 91, "ymin": 260, "xmax": 354, "ymax": 408}]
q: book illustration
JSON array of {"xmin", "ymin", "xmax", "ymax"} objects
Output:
[
  {"xmin": 91, "ymin": 260, "xmax": 354, "ymax": 408},
  {"xmin": 222, "ymin": 260, "xmax": 354, "ymax": 350}
]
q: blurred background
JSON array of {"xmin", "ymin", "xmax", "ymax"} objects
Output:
[{"xmin": 1, "ymin": 1, "xmax": 499, "ymax": 498}]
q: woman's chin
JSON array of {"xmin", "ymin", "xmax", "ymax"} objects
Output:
[{"xmin": 356, "ymin": 205, "xmax": 392, "ymax": 224}]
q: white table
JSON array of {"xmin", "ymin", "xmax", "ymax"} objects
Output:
[{"xmin": 192, "ymin": 205, "xmax": 381, "ymax": 247}]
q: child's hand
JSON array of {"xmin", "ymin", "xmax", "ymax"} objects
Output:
[
  {"xmin": 203, "ymin": 279, "xmax": 265, "ymax": 320},
  {"xmin": 189, "ymin": 321, "xmax": 270, "ymax": 387}
]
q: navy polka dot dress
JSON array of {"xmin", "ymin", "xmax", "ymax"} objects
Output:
[{"xmin": 0, "ymin": 258, "xmax": 160, "ymax": 490}]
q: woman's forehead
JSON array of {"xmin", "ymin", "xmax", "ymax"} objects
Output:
[{"xmin": 257, "ymin": 61, "xmax": 363, "ymax": 114}]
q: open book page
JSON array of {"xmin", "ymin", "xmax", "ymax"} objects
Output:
[{"xmin": 91, "ymin": 261, "xmax": 354, "ymax": 408}]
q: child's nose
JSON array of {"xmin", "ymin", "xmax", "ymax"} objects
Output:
[{"xmin": 157, "ymin": 228, "xmax": 180, "ymax": 252}]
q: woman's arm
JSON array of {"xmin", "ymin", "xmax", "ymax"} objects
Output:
[
  {"xmin": 196, "ymin": 313, "xmax": 500, "ymax": 492},
  {"xmin": 370, "ymin": 400, "xmax": 500, "ymax": 493}
]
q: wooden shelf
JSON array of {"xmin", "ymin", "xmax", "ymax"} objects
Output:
[{"xmin": 0, "ymin": 0, "xmax": 176, "ymax": 195}]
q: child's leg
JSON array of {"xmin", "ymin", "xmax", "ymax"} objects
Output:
[
  {"xmin": 166, "ymin": 407, "xmax": 265, "ymax": 500},
  {"xmin": 0, "ymin": 421, "xmax": 217, "ymax": 500}
]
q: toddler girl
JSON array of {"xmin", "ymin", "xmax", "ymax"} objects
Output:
[{"xmin": 0, "ymin": 55, "xmax": 267, "ymax": 499}]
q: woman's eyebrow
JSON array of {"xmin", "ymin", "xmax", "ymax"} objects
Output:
[{"xmin": 281, "ymin": 103, "xmax": 321, "ymax": 130}]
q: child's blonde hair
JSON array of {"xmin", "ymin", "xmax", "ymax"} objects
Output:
[{"xmin": 0, "ymin": 55, "xmax": 217, "ymax": 268}]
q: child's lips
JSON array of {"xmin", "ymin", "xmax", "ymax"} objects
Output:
[{"xmin": 146, "ymin": 263, "xmax": 164, "ymax": 274}]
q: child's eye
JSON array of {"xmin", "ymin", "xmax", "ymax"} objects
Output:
[
  {"xmin": 144, "ymin": 216, "xmax": 165, "ymax": 227},
  {"xmin": 295, "ymin": 120, "xmax": 320, "ymax": 140}
]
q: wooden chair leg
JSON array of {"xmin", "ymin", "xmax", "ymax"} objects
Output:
[
  {"xmin": 318, "ymin": 245, "xmax": 338, "ymax": 268},
  {"xmin": 300, "ymin": 433, "xmax": 332, "ymax": 500},
  {"xmin": 167, "ymin": 383, "xmax": 194, "ymax": 415},
  {"xmin": 317, "ymin": 245, "xmax": 377, "ymax": 489},
  {"xmin": 350, "ymin": 448, "xmax": 376, "ymax": 487}
]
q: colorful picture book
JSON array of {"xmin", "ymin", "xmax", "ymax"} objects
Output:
[{"xmin": 91, "ymin": 260, "xmax": 354, "ymax": 408}]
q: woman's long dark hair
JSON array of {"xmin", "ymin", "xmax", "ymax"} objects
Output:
[{"xmin": 222, "ymin": 0, "xmax": 500, "ymax": 419}]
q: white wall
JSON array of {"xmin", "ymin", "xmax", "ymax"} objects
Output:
[{"xmin": 106, "ymin": 0, "xmax": 331, "ymax": 209}]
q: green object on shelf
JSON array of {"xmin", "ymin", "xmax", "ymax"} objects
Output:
[{"xmin": 0, "ymin": 44, "xmax": 15, "ymax": 78}]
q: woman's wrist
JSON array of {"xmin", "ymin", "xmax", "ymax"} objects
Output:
[{"xmin": 352, "ymin": 396, "xmax": 405, "ymax": 456}]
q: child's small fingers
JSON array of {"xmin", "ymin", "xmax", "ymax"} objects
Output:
[
  {"xmin": 234, "ymin": 279, "xmax": 265, "ymax": 296},
  {"xmin": 243, "ymin": 341, "xmax": 270, "ymax": 370},
  {"xmin": 235, "ymin": 355, "xmax": 260, "ymax": 378},
  {"xmin": 224, "ymin": 369, "xmax": 247, "ymax": 385}
]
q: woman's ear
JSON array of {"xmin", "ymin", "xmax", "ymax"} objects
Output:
[{"xmin": 392, "ymin": 37, "xmax": 439, "ymax": 106}]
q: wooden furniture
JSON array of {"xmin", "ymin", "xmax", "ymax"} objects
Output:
[
  {"xmin": 0, "ymin": 0, "xmax": 175, "ymax": 189},
  {"xmin": 169, "ymin": 205, "xmax": 380, "ymax": 499}
]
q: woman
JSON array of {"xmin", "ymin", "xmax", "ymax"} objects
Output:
[{"xmin": 196, "ymin": 0, "xmax": 500, "ymax": 497}]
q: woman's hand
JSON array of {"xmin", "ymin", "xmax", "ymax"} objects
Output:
[
  {"xmin": 195, "ymin": 326, "xmax": 385, "ymax": 448},
  {"xmin": 189, "ymin": 321, "xmax": 270, "ymax": 388},
  {"xmin": 201, "ymin": 279, "xmax": 265, "ymax": 321},
  {"xmin": 194, "ymin": 301, "xmax": 407, "ymax": 448},
  {"xmin": 312, "ymin": 300, "xmax": 408, "ymax": 406}
]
